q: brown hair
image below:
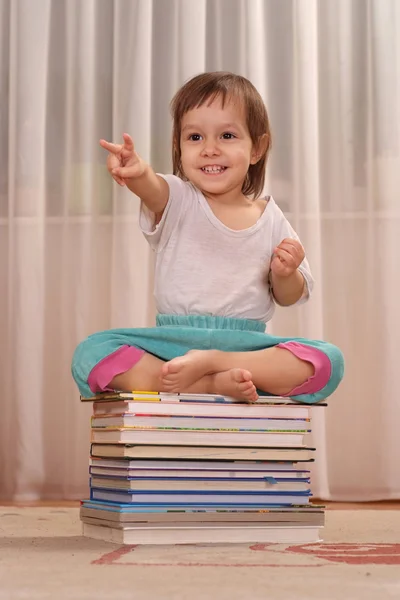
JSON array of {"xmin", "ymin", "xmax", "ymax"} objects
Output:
[{"xmin": 170, "ymin": 72, "xmax": 271, "ymax": 199}]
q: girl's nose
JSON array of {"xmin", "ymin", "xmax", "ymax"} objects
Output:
[{"xmin": 200, "ymin": 140, "xmax": 221, "ymax": 157}]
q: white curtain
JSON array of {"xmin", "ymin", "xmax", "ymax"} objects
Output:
[{"xmin": 1, "ymin": 0, "xmax": 399, "ymax": 501}]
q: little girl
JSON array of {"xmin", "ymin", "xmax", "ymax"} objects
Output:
[{"xmin": 71, "ymin": 72, "xmax": 344, "ymax": 404}]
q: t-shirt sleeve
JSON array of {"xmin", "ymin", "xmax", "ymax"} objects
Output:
[
  {"xmin": 270, "ymin": 201, "xmax": 314, "ymax": 305},
  {"xmin": 139, "ymin": 174, "xmax": 188, "ymax": 251}
]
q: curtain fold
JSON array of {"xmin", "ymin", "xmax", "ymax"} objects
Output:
[{"xmin": 0, "ymin": 0, "xmax": 399, "ymax": 501}]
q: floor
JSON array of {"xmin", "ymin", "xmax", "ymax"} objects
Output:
[{"xmin": 1, "ymin": 502, "xmax": 400, "ymax": 600}]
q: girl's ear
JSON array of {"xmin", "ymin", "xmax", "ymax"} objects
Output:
[{"xmin": 250, "ymin": 133, "xmax": 269, "ymax": 165}]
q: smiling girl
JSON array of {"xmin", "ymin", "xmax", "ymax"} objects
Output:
[{"xmin": 71, "ymin": 72, "xmax": 344, "ymax": 404}]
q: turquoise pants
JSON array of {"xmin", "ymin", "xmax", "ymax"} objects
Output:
[{"xmin": 71, "ymin": 314, "xmax": 344, "ymax": 404}]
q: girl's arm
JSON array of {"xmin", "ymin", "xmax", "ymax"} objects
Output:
[
  {"xmin": 269, "ymin": 263, "xmax": 306, "ymax": 306},
  {"xmin": 268, "ymin": 202, "xmax": 314, "ymax": 307},
  {"xmin": 100, "ymin": 133, "xmax": 169, "ymax": 216}
]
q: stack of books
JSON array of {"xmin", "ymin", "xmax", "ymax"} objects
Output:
[{"xmin": 80, "ymin": 391, "xmax": 325, "ymax": 545}]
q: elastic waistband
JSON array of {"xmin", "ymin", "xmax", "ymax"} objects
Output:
[{"xmin": 156, "ymin": 314, "xmax": 266, "ymax": 333}]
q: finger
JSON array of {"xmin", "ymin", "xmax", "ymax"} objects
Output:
[
  {"xmin": 276, "ymin": 239, "xmax": 305, "ymax": 259},
  {"xmin": 271, "ymin": 254, "xmax": 288, "ymax": 269},
  {"xmin": 112, "ymin": 166, "xmax": 141, "ymax": 178},
  {"xmin": 122, "ymin": 133, "xmax": 134, "ymax": 151},
  {"xmin": 276, "ymin": 238, "xmax": 302, "ymax": 251},
  {"xmin": 99, "ymin": 139, "xmax": 123, "ymax": 154},
  {"xmin": 276, "ymin": 242, "xmax": 302, "ymax": 259},
  {"xmin": 109, "ymin": 165, "xmax": 126, "ymax": 184},
  {"xmin": 111, "ymin": 168, "xmax": 123, "ymax": 179},
  {"xmin": 280, "ymin": 237, "xmax": 302, "ymax": 248},
  {"xmin": 270, "ymin": 257, "xmax": 289, "ymax": 276},
  {"xmin": 113, "ymin": 175, "xmax": 126, "ymax": 186},
  {"xmin": 107, "ymin": 154, "xmax": 121, "ymax": 170},
  {"xmin": 274, "ymin": 248, "xmax": 297, "ymax": 266},
  {"xmin": 121, "ymin": 147, "xmax": 135, "ymax": 160}
]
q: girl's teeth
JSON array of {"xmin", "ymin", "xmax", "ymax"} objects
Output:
[{"xmin": 203, "ymin": 167, "xmax": 225, "ymax": 173}]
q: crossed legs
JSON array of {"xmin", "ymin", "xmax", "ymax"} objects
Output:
[{"xmin": 110, "ymin": 347, "xmax": 314, "ymax": 402}]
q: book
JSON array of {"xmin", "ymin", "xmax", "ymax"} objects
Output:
[
  {"xmin": 81, "ymin": 391, "xmax": 325, "ymax": 546},
  {"xmin": 90, "ymin": 427, "xmax": 307, "ymax": 447},
  {"xmin": 90, "ymin": 444, "xmax": 315, "ymax": 461},
  {"xmin": 89, "ymin": 475, "xmax": 311, "ymax": 492},
  {"xmin": 88, "ymin": 458, "xmax": 311, "ymax": 470},
  {"xmin": 81, "ymin": 513, "xmax": 324, "ymax": 528},
  {"xmin": 91, "ymin": 399, "xmax": 312, "ymax": 419},
  {"xmin": 90, "ymin": 488, "xmax": 312, "ymax": 505},
  {"xmin": 82, "ymin": 521, "xmax": 322, "ymax": 544},
  {"xmin": 80, "ymin": 502, "xmax": 325, "ymax": 525},
  {"xmin": 81, "ymin": 498, "xmax": 324, "ymax": 510},
  {"xmin": 91, "ymin": 414, "xmax": 310, "ymax": 431},
  {"xmin": 89, "ymin": 466, "xmax": 311, "ymax": 478},
  {"xmin": 81, "ymin": 391, "xmax": 309, "ymax": 405}
]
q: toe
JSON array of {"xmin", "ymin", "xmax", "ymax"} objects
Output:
[
  {"xmin": 242, "ymin": 370, "xmax": 252, "ymax": 382},
  {"xmin": 241, "ymin": 380, "xmax": 254, "ymax": 391},
  {"xmin": 243, "ymin": 383, "xmax": 258, "ymax": 403},
  {"xmin": 165, "ymin": 358, "xmax": 184, "ymax": 375},
  {"xmin": 161, "ymin": 362, "xmax": 170, "ymax": 377},
  {"xmin": 162, "ymin": 380, "xmax": 178, "ymax": 392},
  {"xmin": 161, "ymin": 373, "xmax": 178, "ymax": 386},
  {"xmin": 231, "ymin": 368, "xmax": 251, "ymax": 384},
  {"xmin": 249, "ymin": 389, "xmax": 259, "ymax": 402}
]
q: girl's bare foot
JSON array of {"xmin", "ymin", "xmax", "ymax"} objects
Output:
[
  {"xmin": 211, "ymin": 368, "xmax": 259, "ymax": 403},
  {"xmin": 161, "ymin": 352, "xmax": 258, "ymax": 401},
  {"xmin": 161, "ymin": 350, "xmax": 217, "ymax": 392}
]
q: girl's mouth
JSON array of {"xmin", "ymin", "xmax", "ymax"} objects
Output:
[{"xmin": 200, "ymin": 166, "xmax": 227, "ymax": 175}]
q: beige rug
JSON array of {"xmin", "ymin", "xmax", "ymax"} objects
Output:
[{"xmin": 1, "ymin": 507, "xmax": 400, "ymax": 599}]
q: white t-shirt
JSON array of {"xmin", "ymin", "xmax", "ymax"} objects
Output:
[{"xmin": 140, "ymin": 174, "xmax": 314, "ymax": 323}]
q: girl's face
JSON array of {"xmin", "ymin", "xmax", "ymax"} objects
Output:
[{"xmin": 179, "ymin": 97, "xmax": 259, "ymax": 199}]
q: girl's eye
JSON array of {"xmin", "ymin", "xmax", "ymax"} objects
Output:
[
  {"xmin": 222, "ymin": 132, "xmax": 236, "ymax": 139},
  {"xmin": 188, "ymin": 134, "xmax": 202, "ymax": 141}
]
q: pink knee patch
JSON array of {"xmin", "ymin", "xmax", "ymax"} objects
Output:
[
  {"xmin": 277, "ymin": 342, "xmax": 331, "ymax": 396},
  {"xmin": 88, "ymin": 345, "xmax": 145, "ymax": 393}
]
